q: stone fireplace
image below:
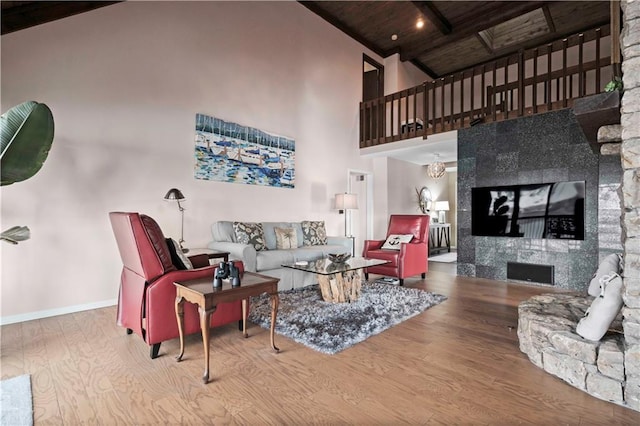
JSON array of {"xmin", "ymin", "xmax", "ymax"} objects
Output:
[
  {"xmin": 620, "ymin": 0, "xmax": 640, "ymax": 411},
  {"xmin": 519, "ymin": 0, "xmax": 640, "ymax": 411}
]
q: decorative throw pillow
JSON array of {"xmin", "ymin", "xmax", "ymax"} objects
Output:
[
  {"xmin": 165, "ymin": 238, "xmax": 194, "ymax": 270},
  {"xmin": 588, "ymin": 253, "xmax": 622, "ymax": 297},
  {"xmin": 576, "ymin": 273, "xmax": 624, "ymax": 342},
  {"xmin": 274, "ymin": 227, "xmax": 298, "ymax": 249},
  {"xmin": 233, "ymin": 222, "xmax": 267, "ymax": 251},
  {"xmin": 381, "ymin": 234, "xmax": 414, "ymax": 250},
  {"xmin": 301, "ymin": 221, "xmax": 327, "ymax": 246}
]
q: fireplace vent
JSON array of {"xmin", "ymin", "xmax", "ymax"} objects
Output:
[{"xmin": 507, "ymin": 262, "xmax": 554, "ymax": 285}]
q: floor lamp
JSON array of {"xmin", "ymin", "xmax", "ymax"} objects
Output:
[
  {"xmin": 164, "ymin": 188, "xmax": 188, "ymax": 253},
  {"xmin": 335, "ymin": 193, "xmax": 358, "ymax": 237}
]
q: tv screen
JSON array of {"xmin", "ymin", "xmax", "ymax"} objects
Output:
[{"xmin": 471, "ymin": 181, "xmax": 585, "ymax": 240}]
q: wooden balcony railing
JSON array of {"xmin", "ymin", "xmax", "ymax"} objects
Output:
[{"xmin": 360, "ymin": 26, "xmax": 614, "ymax": 148}]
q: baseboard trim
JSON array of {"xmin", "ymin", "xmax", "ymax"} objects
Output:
[{"xmin": 1, "ymin": 298, "xmax": 118, "ymax": 326}]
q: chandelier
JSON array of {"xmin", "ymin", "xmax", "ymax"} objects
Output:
[{"xmin": 427, "ymin": 154, "xmax": 446, "ymax": 179}]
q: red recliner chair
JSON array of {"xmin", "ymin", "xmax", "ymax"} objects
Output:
[
  {"xmin": 109, "ymin": 212, "xmax": 243, "ymax": 359},
  {"xmin": 363, "ymin": 214, "xmax": 430, "ymax": 286}
]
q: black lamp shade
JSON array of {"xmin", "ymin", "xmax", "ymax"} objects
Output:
[{"xmin": 164, "ymin": 188, "xmax": 185, "ymax": 201}]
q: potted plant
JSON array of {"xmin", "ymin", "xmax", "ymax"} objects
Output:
[{"xmin": 604, "ymin": 76, "xmax": 623, "ymax": 93}]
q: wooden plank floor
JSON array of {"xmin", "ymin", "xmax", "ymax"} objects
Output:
[{"xmin": 3, "ymin": 266, "xmax": 640, "ymax": 425}]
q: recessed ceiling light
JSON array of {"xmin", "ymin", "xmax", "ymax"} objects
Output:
[
  {"xmin": 391, "ymin": 34, "xmax": 398, "ymax": 41},
  {"xmin": 416, "ymin": 20, "xmax": 425, "ymax": 29}
]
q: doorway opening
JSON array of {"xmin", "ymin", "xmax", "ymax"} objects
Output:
[
  {"xmin": 363, "ymin": 54, "xmax": 384, "ymax": 142},
  {"xmin": 363, "ymin": 54, "xmax": 384, "ymax": 101}
]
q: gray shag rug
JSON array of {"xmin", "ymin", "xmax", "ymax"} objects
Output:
[
  {"xmin": 249, "ymin": 282, "xmax": 446, "ymax": 354},
  {"xmin": 0, "ymin": 374, "xmax": 33, "ymax": 426}
]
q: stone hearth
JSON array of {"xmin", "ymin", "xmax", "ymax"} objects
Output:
[
  {"xmin": 517, "ymin": 1, "xmax": 640, "ymax": 412},
  {"xmin": 518, "ymin": 294, "xmax": 626, "ymax": 405}
]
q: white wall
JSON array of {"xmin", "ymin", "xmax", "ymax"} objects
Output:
[
  {"xmin": 369, "ymin": 157, "xmax": 388, "ymax": 240},
  {"xmin": 384, "ymin": 53, "xmax": 429, "ymax": 94},
  {"xmin": 385, "ymin": 158, "xmax": 457, "ymax": 247},
  {"xmin": 387, "ymin": 157, "xmax": 428, "ymax": 216},
  {"xmin": 396, "ymin": 56, "xmax": 429, "ymax": 92},
  {"xmin": 0, "ymin": 1, "xmax": 383, "ymax": 322},
  {"xmin": 384, "ymin": 54, "xmax": 400, "ymax": 94}
]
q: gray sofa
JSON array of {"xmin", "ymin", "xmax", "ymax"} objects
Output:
[{"xmin": 208, "ymin": 221, "xmax": 352, "ymax": 291}]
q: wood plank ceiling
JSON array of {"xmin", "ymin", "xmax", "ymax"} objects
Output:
[
  {"xmin": 1, "ymin": 1, "xmax": 120, "ymax": 35},
  {"xmin": 2, "ymin": 1, "xmax": 611, "ymax": 80},
  {"xmin": 300, "ymin": 1, "xmax": 611, "ymax": 78}
]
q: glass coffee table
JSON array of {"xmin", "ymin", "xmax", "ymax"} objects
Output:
[{"xmin": 282, "ymin": 257, "xmax": 388, "ymax": 303}]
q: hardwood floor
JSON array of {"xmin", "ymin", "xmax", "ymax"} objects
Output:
[{"xmin": 2, "ymin": 268, "xmax": 640, "ymax": 425}]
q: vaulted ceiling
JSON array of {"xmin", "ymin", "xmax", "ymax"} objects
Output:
[
  {"xmin": 2, "ymin": 1, "xmax": 612, "ymax": 165},
  {"xmin": 3, "ymin": 1, "xmax": 611, "ymax": 80},
  {"xmin": 1, "ymin": 1, "xmax": 120, "ymax": 35},
  {"xmin": 301, "ymin": 1, "xmax": 611, "ymax": 78},
  {"xmin": 1, "ymin": 1, "xmax": 613, "ymax": 166}
]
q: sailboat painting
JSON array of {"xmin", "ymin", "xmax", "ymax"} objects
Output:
[{"xmin": 194, "ymin": 113, "xmax": 295, "ymax": 188}]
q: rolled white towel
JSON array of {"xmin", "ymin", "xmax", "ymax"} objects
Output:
[
  {"xmin": 577, "ymin": 273, "xmax": 623, "ymax": 342},
  {"xmin": 587, "ymin": 253, "xmax": 622, "ymax": 297}
]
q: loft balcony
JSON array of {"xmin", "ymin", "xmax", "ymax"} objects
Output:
[{"xmin": 359, "ymin": 26, "xmax": 617, "ymax": 149}]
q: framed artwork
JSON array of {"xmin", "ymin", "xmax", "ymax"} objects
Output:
[{"xmin": 194, "ymin": 114, "xmax": 295, "ymax": 188}]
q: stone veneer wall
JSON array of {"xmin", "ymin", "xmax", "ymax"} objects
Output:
[
  {"xmin": 518, "ymin": 1, "xmax": 640, "ymax": 411},
  {"xmin": 599, "ymin": 153, "xmax": 624, "ymax": 260},
  {"xmin": 621, "ymin": 0, "xmax": 640, "ymax": 410},
  {"xmin": 456, "ymin": 109, "xmax": 601, "ymax": 291}
]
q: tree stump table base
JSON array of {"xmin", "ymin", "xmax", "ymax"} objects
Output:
[{"xmin": 317, "ymin": 269, "xmax": 362, "ymax": 303}]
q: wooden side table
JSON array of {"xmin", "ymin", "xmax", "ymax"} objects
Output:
[
  {"xmin": 429, "ymin": 223, "xmax": 451, "ymax": 255},
  {"xmin": 174, "ymin": 272, "xmax": 279, "ymax": 383},
  {"xmin": 188, "ymin": 248, "xmax": 230, "ymax": 263}
]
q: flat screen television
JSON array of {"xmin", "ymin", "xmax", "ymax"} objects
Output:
[{"xmin": 471, "ymin": 181, "xmax": 585, "ymax": 240}]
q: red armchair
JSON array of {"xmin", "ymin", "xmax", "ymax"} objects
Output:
[
  {"xmin": 109, "ymin": 212, "xmax": 243, "ymax": 359},
  {"xmin": 363, "ymin": 215, "xmax": 430, "ymax": 286}
]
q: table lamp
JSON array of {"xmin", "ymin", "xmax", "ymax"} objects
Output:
[{"xmin": 434, "ymin": 200, "xmax": 450, "ymax": 224}]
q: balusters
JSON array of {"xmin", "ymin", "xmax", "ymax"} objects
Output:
[
  {"xmin": 358, "ymin": 26, "xmax": 612, "ymax": 147},
  {"xmin": 460, "ymin": 72, "xmax": 465, "ymax": 128},
  {"xmin": 440, "ymin": 78, "xmax": 445, "ymax": 132},
  {"xmin": 563, "ymin": 38, "xmax": 568, "ymax": 108},
  {"xmin": 431, "ymin": 80, "xmax": 436, "ymax": 133},
  {"xmin": 492, "ymin": 62, "xmax": 497, "ymax": 122},
  {"xmin": 470, "ymin": 68, "xmax": 475, "ymax": 122},
  {"xmin": 518, "ymin": 50, "xmax": 525, "ymax": 116},
  {"xmin": 579, "ymin": 33, "xmax": 585, "ymax": 97},
  {"xmin": 533, "ymin": 48, "xmax": 538, "ymax": 114},
  {"xmin": 449, "ymin": 75, "xmax": 454, "ymax": 130},
  {"xmin": 481, "ymin": 66, "xmax": 485, "ymax": 121},
  {"xmin": 547, "ymin": 44, "xmax": 552, "ymax": 111},
  {"xmin": 596, "ymin": 29, "xmax": 601, "ymax": 92}
]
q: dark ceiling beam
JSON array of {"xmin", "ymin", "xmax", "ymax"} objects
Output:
[
  {"xmin": 1, "ymin": 1, "xmax": 121, "ymax": 35},
  {"xmin": 298, "ymin": 1, "xmax": 387, "ymax": 58},
  {"xmin": 401, "ymin": 1, "xmax": 547, "ymax": 61},
  {"xmin": 409, "ymin": 59, "xmax": 438, "ymax": 80},
  {"xmin": 542, "ymin": 5, "xmax": 556, "ymax": 33},
  {"xmin": 411, "ymin": 1, "xmax": 451, "ymax": 35},
  {"xmin": 475, "ymin": 33, "xmax": 494, "ymax": 55}
]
